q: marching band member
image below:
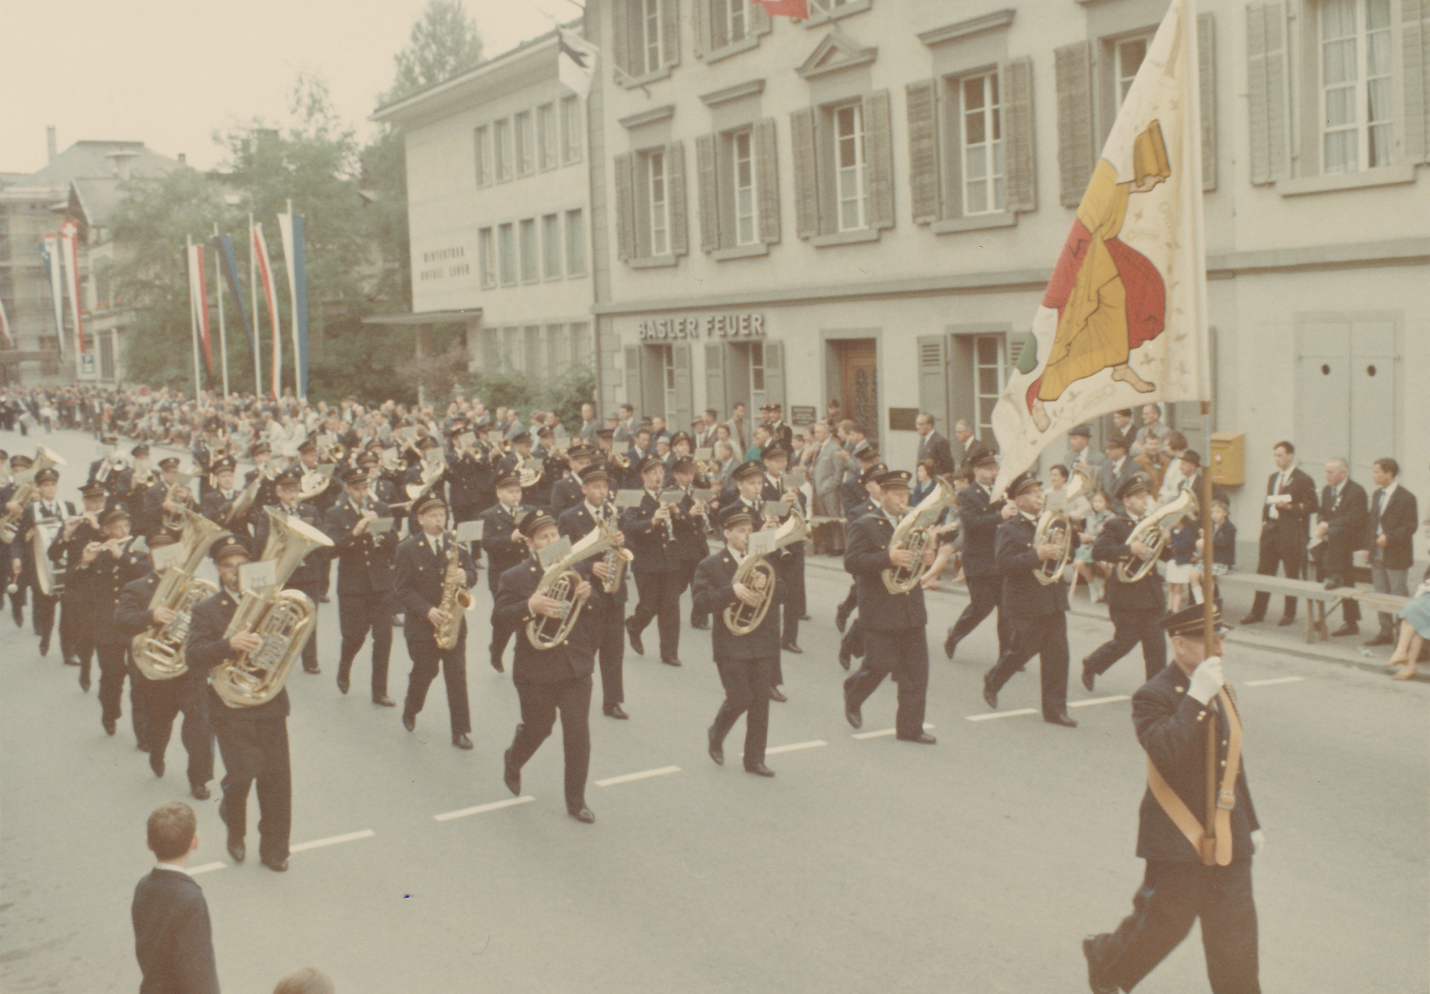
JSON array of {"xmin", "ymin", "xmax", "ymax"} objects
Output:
[
  {"xmin": 841, "ymin": 469, "xmax": 937, "ymax": 743},
  {"xmin": 621, "ymin": 453, "xmax": 685, "ymax": 667},
  {"xmin": 496, "ymin": 508, "xmax": 599, "ymax": 823},
  {"xmin": 558, "ymin": 462, "xmax": 629, "ymax": 719},
  {"xmin": 11, "ymin": 466, "xmax": 73, "ymax": 657},
  {"xmin": 943, "ymin": 450, "xmax": 1015, "ymax": 663},
  {"xmin": 667, "ymin": 455, "xmax": 711, "ymax": 632},
  {"xmin": 72, "ymin": 507, "xmax": 149, "ymax": 740},
  {"xmin": 836, "ymin": 461, "xmax": 887, "ymax": 671},
  {"xmin": 444, "ymin": 421, "xmax": 490, "ymax": 526},
  {"xmin": 479, "ymin": 470, "xmax": 533, "ymax": 673},
  {"xmin": 760, "ymin": 442, "xmax": 805, "ymax": 655},
  {"xmin": 0, "ymin": 452, "xmax": 29, "ymax": 627},
  {"xmin": 694, "ymin": 504, "xmax": 779, "ymax": 776},
  {"xmin": 550, "ymin": 441, "xmax": 598, "ymax": 520},
  {"xmin": 52, "ymin": 481, "xmax": 108, "ymax": 676},
  {"xmin": 139, "ymin": 457, "xmax": 184, "ymax": 541},
  {"xmin": 324, "ymin": 464, "xmax": 399, "ymax": 706},
  {"xmin": 251, "ymin": 467, "xmax": 328, "ymax": 675},
  {"xmin": 199, "ymin": 457, "xmax": 252, "ymax": 548},
  {"xmin": 394, "ymin": 492, "xmax": 478, "ymax": 748},
  {"xmin": 185, "ymin": 536, "xmax": 292, "ymax": 871}
]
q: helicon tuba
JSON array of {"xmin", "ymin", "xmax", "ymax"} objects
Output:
[
  {"xmin": 525, "ymin": 517, "xmax": 619, "ymax": 650},
  {"xmin": 724, "ymin": 507, "xmax": 808, "ymax": 635},
  {"xmin": 209, "ymin": 508, "xmax": 334, "ymax": 708},
  {"xmin": 435, "ymin": 535, "xmax": 476, "ymax": 650},
  {"xmin": 882, "ymin": 478, "xmax": 959, "ymax": 594},
  {"xmin": 1032, "ymin": 467, "xmax": 1091, "ymax": 586},
  {"xmin": 131, "ymin": 509, "xmax": 226, "ymax": 680},
  {"xmin": 1117, "ymin": 488, "xmax": 1199, "ymax": 583}
]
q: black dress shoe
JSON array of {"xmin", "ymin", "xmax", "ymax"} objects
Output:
[
  {"xmin": 838, "ymin": 648, "xmax": 852, "ymax": 671},
  {"xmin": 768, "ymin": 687, "xmax": 787, "ymax": 703},
  {"xmin": 490, "ymin": 652, "xmax": 505, "ymax": 673},
  {"xmin": 79, "ymin": 672, "xmax": 91, "ymax": 692},
  {"xmin": 744, "ymin": 763, "xmax": 776, "ymax": 776},
  {"xmin": 402, "ymin": 713, "xmax": 416, "ymax": 732},
  {"xmin": 982, "ymin": 677, "xmax": 999, "ymax": 710},
  {"xmin": 261, "ymin": 855, "xmax": 289, "ymax": 872},
  {"xmin": 662, "ymin": 656, "xmax": 682, "ymax": 667},
  {"xmin": 372, "ymin": 694, "xmax": 396, "ymax": 707},
  {"xmin": 393, "ymin": 614, "xmax": 404, "ymax": 627},
  {"xmin": 1276, "ymin": 615, "xmax": 1296, "ymax": 627},
  {"xmin": 317, "ymin": 592, "xmax": 330, "ymax": 603},
  {"xmin": 603, "ymin": 703, "xmax": 629, "ymax": 720},
  {"xmin": 835, "ymin": 604, "xmax": 850, "ymax": 633},
  {"xmin": 63, "ymin": 655, "xmax": 80, "ymax": 666},
  {"xmin": 845, "ymin": 706, "xmax": 862, "ymax": 730},
  {"xmin": 943, "ymin": 626, "xmax": 957, "ymax": 660},
  {"xmin": 303, "ymin": 664, "xmax": 321, "ymax": 674},
  {"xmin": 1083, "ymin": 937, "xmax": 1118, "ymax": 994},
  {"xmin": 1081, "ymin": 660, "xmax": 1097, "ymax": 693},
  {"xmin": 707, "ymin": 725, "xmax": 724, "ymax": 765},
  {"xmin": 690, "ymin": 618, "xmax": 709, "ymax": 630},
  {"xmin": 503, "ymin": 748, "xmax": 521, "ymax": 796},
  {"xmin": 12, "ymin": 604, "xmax": 23, "ymax": 627},
  {"xmin": 150, "ymin": 753, "xmax": 165, "ymax": 778},
  {"xmin": 452, "ymin": 733, "xmax": 474, "ymax": 750},
  {"xmin": 568, "ymin": 805, "xmax": 596, "ymax": 824},
  {"xmin": 1239, "ymin": 614, "xmax": 1265, "ymax": 626},
  {"xmin": 1324, "ymin": 578, "xmax": 1341, "ymax": 591},
  {"xmin": 896, "ymin": 731, "xmax": 937, "ymax": 745},
  {"xmin": 626, "ymin": 619, "xmax": 644, "ymax": 656},
  {"xmin": 102, "ymin": 716, "xmax": 116, "ymax": 736},
  {"xmin": 336, "ymin": 670, "xmax": 350, "ymax": 694},
  {"xmin": 782, "ymin": 641, "xmax": 802, "ymax": 654},
  {"xmin": 38, "ymin": 634, "xmax": 49, "ymax": 657},
  {"xmin": 1045, "ymin": 712, "xmax": 1079, "ymax": 728},
  {"xmin": 1364, "ymin": 633, "xmax": 1395, "ymax": 647},
  {"xmin": 1331, "ymin": 623, "xmax": 1358, "ymax": 637},
  {"xmin": 191, "ymin": 783, "xmax": 210, "ymax": 801},
  {"xmin": 227, "ymin": 839, "xmax": 245, "ymax": 864},
  {"xmin": 799, "ymin": 613, "xmax": 811, "ymax": 621}
]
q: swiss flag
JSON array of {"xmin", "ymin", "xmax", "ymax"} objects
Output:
[{"xmin": 756, "ymin": 0, "xmax": 809, "ymax": 16}]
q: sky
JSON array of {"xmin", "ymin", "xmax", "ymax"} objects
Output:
[{"xmin": 0, "ymin": 0, "xmax": 579, "ymax": 175}]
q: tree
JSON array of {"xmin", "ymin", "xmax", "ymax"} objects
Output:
[{"xmin": 384, "ymin": 0, "xmax": 485, "ymax": 104}]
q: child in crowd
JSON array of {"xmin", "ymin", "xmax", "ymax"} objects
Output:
[{"xmin": 1073, "ymin": 490, "xmax": 1113, "ymax": 603}]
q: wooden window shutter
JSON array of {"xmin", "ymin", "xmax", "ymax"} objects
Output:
[
  {"xmin": 751, "ymin": 0, "xmax": 772, "ymax": 36},
  {"xmin": 905, "ymin": 78, "xmax": 942, "ymax": 224},
  {"xmin": 614, "ymin": 152, "xmax": 636, "ymax": 262},
  {"xmin": 763, "ymin": 341, "xmax": 785, "ymax": 410},
  {"xmin": 917, "ymin": 335, "xmax": 949, "ymax": 432},
  {"xmin": 1405, "ymin": 0, "xmax": 1430, "ymax": 164},
  {"xmin": 1198, "ymin": 14, "xmax": 1218, "ymax": 191},
  {"xmin": 755, "ymin": 118, "xmax": 782, "ymax": 244},
  {"xmin": 612, "ymin": 0, "xmax": 632, "ymax": 78},
  {"xmin": 693, "ymin": 0, "xmax": 711, "ymax": 56},
  {"xmin": 864, "ymin": 89, "xmax": 896, "ymax": 230},
  {"xmin": 1001, "ymin": 56, "xmax": 1037, "ymax": 213},
  {"xmin": 696, "ymin": 133, "xmax": 721, "ymax": 253},
  {"xmin": 624, "ymin": 345, "xmax": 644, "ymax": 412},
  {"xmin": 673, "ymin": 342, "xmax": 695, "ymax": 431},
  {"xmin": 1055, "ymin": 42, "xmax": 1094, "ymax": 208},
  {"xmin": 667, "ymin": 140, "xmax": 689, "ymax": 256},
  {"xmin": 790, "ymin": 107, "xmax": 821, "ymax": 240},
  {"xmin": 661, "ymin": 0, "xmax": 681, "ymax": 67},
  {"xmin": 705, "ymin": 343, "xmax": 728, "ymax": 417},
  {"xmin": 1246, "ymin": 2, "xmax": 1288, "ymax": 184}
]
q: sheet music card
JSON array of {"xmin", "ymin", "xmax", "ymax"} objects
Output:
[
  {"xmin": 238, "ymin": 560, "xmax": 277, "ymax": 595},
  {"xmin": 367, "ymin": 517, "xmax": 395, "ymax": 535},
  {"xmin": 614, "ymin": 489, "xmax": 646, "ymax": 509},
  {"xmin": 538, "ymin": 536, "xmax": 572, "ymax": 569},
  {"xmin": 151, "ymin": 542, "xmax": 186, "ymax": 571},
  {"xmin": 747, "ymin": 530, "xmax": 776, "ymax": 557},
  {"xmin": 455, "ymin": 520, "xmax": 483, "ymax": 545}
]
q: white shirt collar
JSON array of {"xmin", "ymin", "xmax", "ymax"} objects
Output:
[
  {"xmin": 154, "ymin": 862, "xmax": 189, "ymax": 876},
  {"xmin": 1381, "ymin": 480, "xmax": 1398, "ymax": 500},
  {"xmin": 584, "ymin": 501, "xmax": 603, "ymax": 518}
]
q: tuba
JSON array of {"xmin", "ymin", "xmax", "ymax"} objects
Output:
[
  {"xmin": 209, "ymin": 508, "xmax": 334, "ymax": 708},
  {"xmin": 131, "ymin": 509, "xmax": 225, "ymax": 680},
  {"xmin": 1032, "ymin": 467, "xmax": 1091, "ymax": 586},
  {"xmin": 435, "ymin": 535, "xmax": 476, "ymax": 650},
  {"xmin": 525, "ymin": 517, "xmax": 619, "ymax": 650},
  {"xmin": 0, "ymin": 445, "xmax": 67, "ymax": 543},
  {"xmin": 1117, "ymin": 489, "xmax": 1198, "ymax": 583},
  {"xmin": 882, "ymin": 478, "xmax": 959, "ymax": 594},
  {"xmin": 724, "ymin": 507, "xmax": 808, "ymax": 635}
]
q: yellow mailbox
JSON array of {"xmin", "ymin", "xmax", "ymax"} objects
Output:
[{"xmin": 1209, "ymin": 433, "xmax": 1245, "ymax": 487}]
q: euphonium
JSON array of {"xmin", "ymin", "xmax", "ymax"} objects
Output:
[
  {"xmin": 724, "ymin": 507, "xmax": 808, "ymax": 635},
  {"xmin": 405, "ymin": 456, "xmax": 446, "ymax": 502},
  {"xmin": 209, "ymin": 508, "xmax": 334, "ymax": 708},
  {"xmin": 1117, "ymin": 489, "xmax": 1198, "ymax": 583},
  {"xmin": 0, "ymin": 445, "xmax": 67, "ymax": 543},
  {"xmin": 1032, "ymin": 467, "xmax": 1091, "ymax": 586},
  {"xmin": 599, "ymin": 501, "xmax": 633, "ymax": 594},
  {"xmin": 882, "ymin": 478, "xmax": 959, "ymax": 594},
  {"xmin": 435, "ymin": 536, "xmax": 475, "ymax": 650},
  {"xmin": 296, "ymin": 468, "xmax": 332, "ymax": 502},
  {"xmin": 526, "ymin": 517, "xmax": 619, "ymax": 650},
  {"xmin": 131, "ymin": 509, "xmax": 225, "ymax": 680},
  {"xmin": 516, "ymin": 454, "xmax": 543, "ymax": 490}
]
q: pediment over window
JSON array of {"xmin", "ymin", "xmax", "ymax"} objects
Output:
[{"xmin": 796, "ymin": 30, "xmax": 877, "ymax": 80}]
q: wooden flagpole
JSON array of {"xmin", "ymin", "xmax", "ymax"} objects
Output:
[{"xmin": 1201, "ymin": 399, "xmax": 1217, "ymax": 859}]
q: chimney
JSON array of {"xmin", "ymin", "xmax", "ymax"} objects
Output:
[
  {"xmin": 46, "ymin": 125, "xmax": 57, "ymax": 161},
  {"xmin": 177, "ymin": 153, "xmax": 186, "ymax": 165}
]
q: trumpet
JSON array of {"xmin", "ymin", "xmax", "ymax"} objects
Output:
[{"xmin": 1031, "ymin": 467, "xmax": 1091, "ymax": 586}]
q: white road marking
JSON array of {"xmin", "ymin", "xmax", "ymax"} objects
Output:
[
  {"xmin": 596, "ymin": 766, "xmax": 681, "ymax": 787},
  {"xmin": 743, "ymin": 740, "xmax": 827, "ymax": 758},
  {"xmin": 188, "ymin": 862, "xmax": 226, "ymax": 875},
  {"xmin": 852, "ymin": 724, "xmax": 934, "ymax": 740},
  {"xmin": 289, "ymin": 830, "xmax": 375, "ymax": 853},
  {"xmin": 1244, "ymin": 676, "xmax": 1304, "ymax": 687},
  {"xmin": 1068, "ymin": 694, "xmax": 1132, "ymax": 708},
  {"xmin": 965, "ymin": 708, "xmax": 1039, "ymax": 722},
  {"xmin": 434, "ymin": 796, "xmax": 535, "ymax": 822}
]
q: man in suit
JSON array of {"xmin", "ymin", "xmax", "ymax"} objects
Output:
[
  {"xmin": 835, "ymin": 461, "xmax": 886, "ymax": 669},
  {"xmin": 944, "ymin": 451, "xmax": 1015, "ymax": 663},
  {"xmin": 251, "ymin": 469, "xmax": 328, "ymax": 674},
  {"xmin": 1240, "ymin": 440, "xmax": 1318, "ymax": 626},
  {"xmin": 695, "ymin": 408, "xmax": 721, "ymax": 450},
  {"xmin": 838, "ymin": 446, "xmax": 882, "ymax": 518},
  {"xmin": 479, "ymin": 472, "xmax": 532, "ymax": 672},
  {"xmin": 695, "ymin": 504, "xmax": 780, "ymax": 777},
  {"xmin": 1099, "ymin": 436, "xmax": 1144, "ymax": 516},
  {"xmin": 667, "ymin": 454, "xmax": 713, "ymax": 631},
  {"xmin": 186, "ymin": 536, "xmax": 293, "ymax": 871},
  {"xmin": 199, "ymin": 457, "xmax": 253, "ymax": 551},
  {"xmin": 808, "ymin": 420, "xmax": 842, "ymax": 518},
  {"xmin": 549, "ymin": 441, "xmax": 597, "ymax": 521},
  {"xmin": 52, "ymin": 481, "xmax": 107, "ymax": 675},
  {"xmin": 71, "ymin": 505, "xmax": 151, "ymax": 740},
  {"xmin": 395, "ymin": 492, "xmax": 479, "ymax": 748},
  {"xmin": 324, "ymin": 465, "xmax": 398, "ymax": 705},
  {"xmin": 1133, "ymin": 434, "xmax": 1172, "ymax": 495},
  {"xmin": 1061, "ymin": 423, "xmax": 1109, "ymax": 485},
  {"xmin": 12, "ymin": 466, "xmax": 75, "ymax": 656},
  {"xmin": 445, "ymin": 424, "xmax": 494, "ymax": 525},
  {"xmin": 1315, "ymin": 457, "xmax": 1368, "ymax": 637},
  {"xmin": 612, "ymin": 403, "xmax": 637, "ymax": 446},
  {"xmin": 132, "ymin": 802, "xmax": 220, "ymax": 994},
  {"xmin": 496, "ymin": 508, "xmax": 600, "ymax": 823},
  {"xmin": 915, "ymin": 413, "xmax": 956, "ymax": 478},
  {"xmin": 139, "ymin": 457, "xmax": 185, "ymax": 545},
  {"xmin": 621, "ymin": 454, "xmax": 685, "ymax": 666},
  {"xmin": 1082, "ymin": 604, "xmax": 1262, "ymax": 994},
  {"xmin": 1363, "ymin": 457, "xmax": 1418, "ymax": 647},
  {"xmin": 981, "ymin": 472, "xmax": 1079, "ymax": 727},
  {"xmin": 724, "ymin": 401, "xmax": 748, "ymax": 454},
  {"xmin": 760, "ymin": 442, "xmax": 805, "ymax": 656},
  {"xmin": 953, "ymin": 419, "xmax": 989, "ymax": 471},
  {"xmin": 577, "ymin": 402, "xmax": 600, "ymax": 442},
  {"xmin": 558, "ymin": 463, "xmax": 630, "ymax": 719},
  {"xmin": 1131, "ymin": 403, "xmax": 1170, "ymax": 457},
  {"xmin": 841, "ymin": 468, "xmax": 938, "ymax": 744},
  {"xmin": 1083, "ymin": 476, "xmax": 1171, "ymax": 690}
]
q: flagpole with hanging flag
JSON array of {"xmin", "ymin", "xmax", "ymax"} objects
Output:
[
  {"xmin": 185, "ymin": 235, "xmax": 203, "ymax": 396},
  {"xmin": 216, "ymin": 231, "xmax": 254, "ymax": 395},
  {"xmin": 252, "ymin": 219, "xmax": 282, "ymax": 399},
  {"xmin": 754, "ymin": 0, "xmax": 811, "ymax": 17},
  {"xmin": 187, "ymin": 239, "xmax": 214, "ymax": 380},
  {"xmin": 556, "ymin": 22, "xmax": 598, "ymax": 99},
  {"xmin": 59, "ymin": 220, "xmax": 86, "ymax": 361},
  {"xmin": 0, "ymin": 294, "xmax": 12, "ymax": 348},
  {"xmin": 248, "ymin": 214, "xmax": 263, "ymax": 397},
  {"xmin": 212, "ymin": 224, "xmax": 230, "ymax": 398},
  {"xmin": 277, "ymin": 201, "xmax": 309, "ymax": 402},
  {"xmin": 39, "ymin": 237, "xmax": 66, "ymax": 359}
]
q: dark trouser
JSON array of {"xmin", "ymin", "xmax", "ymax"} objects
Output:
[
  {"xmin": 711, "ymin": 654, "xmax": 773, "ymax": 766},
  {"xmin": 508, "ymin": 674, "xmax": 593, "ymax": 808},
  {"xmin": 780, "ymin": 547, "xmax": 805, "ymax": 644},
  {"xmin": 841, "ymin": 616, "xmax": 865, "ymax": 660},
  {"xmin": 595, "ymin": 602, "xmax": 625, "ymax": 706},
  {"xmin": 451, "ymin": 503, "xmax": 480, "ymax": 525},
  {"xmin": 1086, "ymin": 607, "xmax": 1167, "ymax": 681},
  {"xmin": 1086, "ymin": 858, "xmax": 1259, "ymax": 994},
  {"xmin": 490, "ymin": 606, "xmax": 519, "ymax": 663},
  {"xmin": 214, "ymin": 714, "xmax": 292, "ymax": 863},
  {"xmin": 1316, "ymin": 543, "xmax": 1360, "ymax": 623},
  {"xmin": 843, "ymin": 627, "xmax": 929, "ymax": 739},
  {"xmin": 30, "ymin": 587, "xmax": 57, "ymax": 640},
  {"xmin": 1248, "ymin": 528, "xmax": 1305, "ymax": 619},
  {"xmin": 839, "ymin": 581, "xmax": 858, "ymax": 615},
  {"xmin": 946, "ymin": 574, "xmax": 1011, "ymax": 660},
  {"xmin": 96, "ymin": 642, "xmax": 139, "ymax": 729},
  {"xmin": 986, "ymin": 613, "xmax": 1070, "ymax": 718},
  {"xmin": 404, "ymin": 629, "xmax": 471, "ymax": 736},
  {"xmin": 631, "ymin": 569, "xmax": 682, "ymax": 660},
  {"xmin": 286, "ymin": 582, "xmax": 321, "ymax": 670},
  {"xmin": 58, "ymin": 597, "xmax": 84, "ymax": 661},
  {"xmin": 682, "ymin": 560, "xmax": 707, "ymax": 625},
  {"xmin": 146, "ymin": 677, "xmax": 214, "ymax": 787},
  {"xmin": 337, "ymin": 589, "xmax": 393, "ymax": 695}
]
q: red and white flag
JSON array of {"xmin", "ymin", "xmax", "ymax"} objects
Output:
[
  {"xmin": 59, "ymin": 220, "xmax": 85, "ymax": 355},
  {"xmin": 252, "ymin": 220, "xmax": 282, "ymax": 399},
  {"xmin": 755, "ymin": 0, "xmax": 810, "ymax": 17}
]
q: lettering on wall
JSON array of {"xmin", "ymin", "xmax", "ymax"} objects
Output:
[
  {"xmin": 419, "ymin": 245, "xmax": 469, "ymax": 281},
  {"xmin": 636, "ymin": 313, "xmax": 765, "ymax": 341}
]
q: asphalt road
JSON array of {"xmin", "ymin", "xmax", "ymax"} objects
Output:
[{"xmin": 2, "ymin": 428, "xmax": 1426, "ymax": 994}]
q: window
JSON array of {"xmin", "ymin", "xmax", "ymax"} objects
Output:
[
  {"xmin": 974, "ymin": 335, "xmax": 1006, "ymax": 445},
  {"xmin": 713, "ymin": 0, "xmax": 747, "ymax": 46},
  {"xmin": 502, "ymin": 326, "xmax": 519, "ymax": 370},
  {"xmin": 537, "ymin": 103, "xmax": 558, "ymax": 171},
  {"xmin": 732, "ymin": 130, "xmax": 757, "ymax": 245},
  {"xmin": 648, "ymin": 149, "xmax": 669, "ymax": 255},
  {"xmin": 524, "ymin": 325, "xmax": 541, "ymax": 374},
  {"xmin": 541, "ymin": 213, "xmax": 561, "ymax": 278},
  {"xmin": 474, "ymin": 126, "xmax": 491, "ymax": 186},
  {"xmin": 519, "ymin": 218, "xmax": 538, "ymax": 282},
  {"xmin": 478, "ymin": 227, "xmax": 495, "ymax": 288},
  {"xmin": 959, "ymin": 72, "xmax": 1005, "ymax": 215},
  {"xmin": 545, "ymin": 324, "xmax": 567, "ymax": 373},
  {"xmin": 565, "ymin": 208, "xmax": 586, "ymax": 276},
  {"xmin": 1114, "ymin": 35, "xmax": 1150, "ymax": 111},
  {"xmin": 570, "ymin": 322, "xmax": 590, "ymax": 367},
  {"xmin": 1320, "ymin": 0, "xmax": 1392, "ymax": 174},
  {"xmin": 747, "ymin": 341, "xmax": 766, "ymax": 409},
  {"xmin": 494, "ymin": 119, "xmax": 512, "ymax": 181},
  {"xmin": 560, "ymin": 96, "xmax": 582, "ymax": 164},
  {"xmin": 640, "ymin": 0, "xmax": 663, "ymax": 76},
  {"xmin": 653, "ymin": 344, "xmax": 678, "ymax": 416},
  {"xmin": 514, "ymin": 111, "xmax": 534, "ymax": 176},
  {"xmin": 498, "ymin": 223, "xmax": 516, "ymax": 285},
  {"xmin": 834, "ymin": 103, "xmax": 868, "ymax": 232},
  {"xmin": 481, "ymin": 328, "xmax": 500, "ymax": 371}
]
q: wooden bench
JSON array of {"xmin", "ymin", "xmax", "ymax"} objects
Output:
[
  {"xmin": 1349, "ymin": 590, "xmax": 1412, "ymax": 619},
  {"xmin": 1217, "ymin": 574, "xmax": 1346, "ymax": 643}
]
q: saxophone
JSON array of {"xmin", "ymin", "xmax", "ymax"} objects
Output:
[
  {"xmin": 881, "ymin": 478, "xmax": 959, "ymax": 594},
  {"xmin": 599, "ymin": 500, "xmax": 633, "ymax": 594},
  {"xmin": 435, "ymin": 535, "xmax": 475, "ymax": 650},
  {"xmin": 132, "ymin": 509, "xmax": 225, "ymax": 680}
]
